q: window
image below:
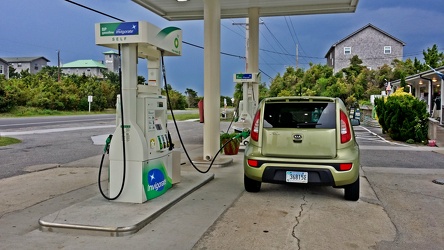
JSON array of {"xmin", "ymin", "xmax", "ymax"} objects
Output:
[
  {"xmin": 17, "ymin": 63, "xmax": 22, "ymax": 67},
  {"xmin": 0, "ymin": 65, "xmax": 3, "ymax": 74},
  {"xmin": 344, "ymin": 47, "xmax": 351, "ymax": 55},
  {"xmin": 34, "ymin": 63, "xmax": 39, "ymax": 70},
  {"xmin": 384, "ymin": 46, "xmax": 392, "ymax": 54},
  {"xmin": 263, "ymin": 102, "xmax": 336, "ymax": 129}
]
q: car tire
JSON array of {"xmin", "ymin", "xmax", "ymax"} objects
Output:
[
  {"xmin": 344, "ymin": 177, "xmax": 360, "ymax": 201},
  {"xmin": 244, "ymin": 175, "xmax": 261, "ymax": 192}
]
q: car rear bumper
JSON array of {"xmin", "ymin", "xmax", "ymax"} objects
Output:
[
  {"xmin": 244, "ymin": 158, "xmax": 360, "ymax": 187},
  {"xmin": 244, "ymin": 143, "xmax": 360, "ymax": 187},
  {"xmin": 262, "ymin": 166, "xmax": 335, "ymax": 185}
]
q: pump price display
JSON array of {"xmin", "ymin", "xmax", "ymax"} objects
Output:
[{"xmin": 286, "ymin": 171, "xmax": 308, "ymax": 183}]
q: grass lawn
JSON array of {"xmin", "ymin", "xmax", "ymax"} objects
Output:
[
  {"xmin": 0, "ymin": 107, "xmax": 116, "ymax": 117},
  {"xmin": 0, "ymin": 137, "xmax": 22, "ymax": 147}
]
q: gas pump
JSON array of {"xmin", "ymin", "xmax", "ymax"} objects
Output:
[
  {"xmin": 95, "ymin": 21, "xmax": 182, "ymax": 203},
  {"xmin": 232, "ymin": 73, "xmax": 260, "ymax": 145}
]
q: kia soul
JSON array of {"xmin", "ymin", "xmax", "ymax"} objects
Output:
[{"xmin": 243, "ymin": 96, "xmax": 360, "ymax": 201}]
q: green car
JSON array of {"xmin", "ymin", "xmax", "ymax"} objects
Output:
[{"xmin": 244, "ymin": 96, "xmax": 360, "ymax": 201}]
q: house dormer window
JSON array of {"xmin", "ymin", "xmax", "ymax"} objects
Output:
[
  {"xmin": 344, "ymin": 47, "xmax": 351, "ymax": 55},
  {"xmin": 384, "ymin": 46, "xmax": 392, "ymax": 54}
]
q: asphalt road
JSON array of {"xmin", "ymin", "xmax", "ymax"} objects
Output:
[
  {"xmin": 2, "ymin": 116, "xmax": 442, "ymax": 180},
  {"xmin": 0, "ymin": 115, "xmax": 115, "ymax": 179}
]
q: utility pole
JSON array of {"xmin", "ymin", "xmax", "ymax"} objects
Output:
[
  {"xmin": 296, "ymin": 43, "xmax": 299, "ymax": 69},
  {"xmin": 232, "ymin": 18, "xmax": 249, "ymax": 71},
  {"xmin": 232, "ymin": 18, "xmax": 264, "ymax": 71},
  {"xmin": 57, "ymin": 50, "xmax": 61, "ymax": 82}
]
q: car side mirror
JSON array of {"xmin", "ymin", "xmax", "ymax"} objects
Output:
[{"xmin": 350, "ymin": 118, "xmax": 360, "ymax": 126}]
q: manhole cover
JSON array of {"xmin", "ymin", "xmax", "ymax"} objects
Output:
[{"xmin": 432, "ymin": 179, "xmax": 444, "ymax": 185}]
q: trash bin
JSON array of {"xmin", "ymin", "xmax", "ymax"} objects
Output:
[{"xmin": 198, "ymin": 99, "xmax": 204, "ymax": 123}]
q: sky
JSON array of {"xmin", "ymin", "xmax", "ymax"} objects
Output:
[{"xmin": 1, "ymin": 0, "xmax": 444, "ymax": 97}]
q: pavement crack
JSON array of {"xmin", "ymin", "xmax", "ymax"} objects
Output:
[
  {"xmin": 362, "ymin": 172, "xmax": 401, "ymax": 245},
  {"xmin": 292, "ymin": 192, "xmax": 307, "ymax": 250}
]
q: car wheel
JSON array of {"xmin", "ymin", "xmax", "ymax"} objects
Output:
[
  {"xmin": 344, "ymin": 177, "xmax": 360, "ymax": 201},
  {"xmin": 244, "ymin": 175, "xmax": 261, "ymax": 192}
]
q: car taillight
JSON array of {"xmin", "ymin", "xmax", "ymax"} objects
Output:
[
  {"xmin": 339, "ymin": 163, "xmax": 353, "ymax": 171},
  {"xmin": 250, "ymin": 109, "xmax": 261, "ymax": 141},
  {"xmin": 340, "ymin": 110, "xmax": 352, "ymax": 143},
  {"xmin": 247, "ymin": 159, "xmax": 259, "ymax": 168}
]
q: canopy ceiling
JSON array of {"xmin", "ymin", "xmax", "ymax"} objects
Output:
[{"xmin": 132, "ymin": 0, "xmax": 359, "ymax": 21}]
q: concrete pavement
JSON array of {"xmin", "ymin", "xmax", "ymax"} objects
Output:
[{"xmin": 0, "ymin": 125, "xmax": 443, "ymax": 249}]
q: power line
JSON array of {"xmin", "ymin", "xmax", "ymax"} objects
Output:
[
  {"xmin": 260, "ymin": 19, "xmax": 294, "ymax": 66},
  {"xmin": 183, "ymin": 41, "xmax": 245, "ymax": 59},
  {"xmin": 64, "ymin": 0, "xmax": 282, "ymax": 82},
  {"xmin": 259, "ymin": 28, "xmax": 293, "ymax": 65},
  {"xmin": 65, "ymin": 0, "xmax": 124, "ymax": 22},
  {"xmin": 260, "ymin": 48, "xmax": 324, "ymax": 59},
  {"xmin": 221, "ymin": 21, "xmax": 245, "ymax": 38},
  {"xmin": 287, "ymin": 17, "xmax": 310, "ymax": 67},
  {"xmin": 284, "ymin": 17, "xmax": 297, "ymax": 46}
]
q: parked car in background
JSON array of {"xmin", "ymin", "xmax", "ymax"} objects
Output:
[{"xmin": 243, "ymin": 96, "xmax": 361, "ymax": 201}]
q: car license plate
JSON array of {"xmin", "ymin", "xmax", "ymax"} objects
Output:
[{"xmin": 286, "ymin": 171, "xmax": 308, "ymax": 183}]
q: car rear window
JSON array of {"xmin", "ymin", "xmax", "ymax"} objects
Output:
[{"xmin": 263, "ymin": 102, "xmax": 336, "ymax": 129}]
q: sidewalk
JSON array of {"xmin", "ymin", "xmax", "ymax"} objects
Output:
[
  {"xmin": 360, "ymin": 124, "xmax": 444, "ymax": 155},
  {"xmin": 0, "ymin": 144, "xmax": 247, "ymax": 249}
]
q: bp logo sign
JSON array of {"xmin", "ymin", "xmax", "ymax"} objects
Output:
[
  {"xmin": 174, "ymin": 37, "xmax": 179, "ymax": 48},
  {"xmin": 143, "ymin": 160, "xmax": 172, "ymax": 200}
]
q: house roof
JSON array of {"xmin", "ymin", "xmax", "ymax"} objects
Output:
[
  {"xmin": 325, "ymin": 23, "xmax": 406, "ymax": 58},
  {"xmin": 0, "ymin": 58, "xmax": 8, "ymax": 64},
  {"xmin": 2, "ymin": 56, "xmax": 50, "ymax": 63},
  {"xmin": 61, "ymin": 60, "xmax": 107, "ymax": 69},
  {"xmin": 103, "ymin": 50, "xmax": 118, "ymax": 55},
  {"xmin": 391, "ymin": 65, "xmax": 444, "ymax": 87}
]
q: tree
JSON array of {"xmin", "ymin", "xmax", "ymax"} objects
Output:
[
  {"xmin": 103, "ymin": 71, "xmax": 120, "ymax": 86},
  {"xmin": 8, "ymin": 66, "xmax": 20, "ymax": 79},
  {"xmin": 375, "ymin": 89, "xmax": 428, "ymax": 142},
  {"xmin": 342, "ymin": 55, "xmax": 365, "ymax": 80},
  {"xmin": 137, "ymin": 75, "xmax": 146, "ymax": 85},
  {"xmin": 185, "ymin": 88, "xmax": 198, "ymax": 108},
  {"xmin": 161, "ymin": 84, "xmax": 187, "ymax": 110},
  {"xmin": 423, "ymin": 44, "xmax": 444, "ymax": 69},
  {"xmin": 39, "ymin": 66, "xmax": 60, "ymax": 81},
  {"xmin": 233, "ymin": 82, "xmax": 268, "ymax": 106}
]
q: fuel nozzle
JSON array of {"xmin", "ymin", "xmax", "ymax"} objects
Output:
[
  {"xmin": 104, "ymin": 134, "xmax": 113, "ymax": 154},
  {"xmin": 234, "ymin": 129, "xmax": 250, "ymax": 139}
]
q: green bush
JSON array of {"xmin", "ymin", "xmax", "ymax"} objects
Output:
[{"xmin": 374, "ymin": 90, "xmax": 428, "ymax": 142}]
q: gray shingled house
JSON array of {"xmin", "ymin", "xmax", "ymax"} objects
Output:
[
  {"xmin": 325, "ymin": 23, "xmax": 405, "ymax": 73},
  {"xmin": 0, "ymin": 58, "xmax": 9, "ymax": 79},
  {"xmin": 3, "ymin": 56, "xmax": 50, "ymax": 74}
]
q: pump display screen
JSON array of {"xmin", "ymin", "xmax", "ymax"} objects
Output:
[{"xmin": 155, "ymin": 124, "xmax": 162, "ymax": 130}]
